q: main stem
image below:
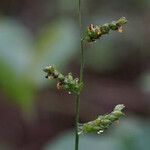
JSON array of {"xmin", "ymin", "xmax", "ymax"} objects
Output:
[{"xmin": 75, "ymin": 0, "xmax": 84, "ymax": 150}]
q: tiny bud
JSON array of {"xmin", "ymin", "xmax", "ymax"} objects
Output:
[
  {"xmin": 109, "ymin": 21, "xmax": 118, "ymax": 30},
  {"xmin": 117, "ymin": 17, "xmax": 127, "ymax": 26},
  {"xmin": 48, "ymin": 75, "xmax": 53, "ymax": 80},
  {"xmin": 118, "ymin": 26, "xmax": 123, "ymax": 33},
  {"xmin": 97, "ymin": 31, "xmax": 100, "ymax": 35},
  {"xmin": 57, "ymin": 82, "xmax": 62, "ymax": 90},
  {"xmin": 75, "ymin": 78, "xmax": 79, "ymax": 83},
  {"xmin": 88, "ymin": 24, "xmax": 94, "ymax": 32},
  {"xmin": 112, "ymin": 110, "xmax": 123, "ymax": 117},
  {"xmin": 67, "ymin": 73, "xmax": 73, "ymax": 80},
  {"xmin": 114, "ymin": 104, "xmax": 125, "ymax": 110},
  {"xmin": 100, "ymin": 23, "xmax": 110, "ymax": 34},
  {"xmin": 43, "ymin": 66, "xmax": 52, "ymax": 73}
]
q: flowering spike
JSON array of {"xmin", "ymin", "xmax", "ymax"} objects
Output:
[
  {"xmin": 85, "ymin": 17, "xmax": 127, "ymax": 42},
  {"xmin": 43, "ymin": 66, "xmax": 83, "ymax": 94},
  {"xmin": 78, "ymin": 104, "xmax": 125, "ymax": 134}
]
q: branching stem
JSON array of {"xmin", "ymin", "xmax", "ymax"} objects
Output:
[{"xmin": 75, "ymin": 0, "xmax": 84, "ymax": 150}]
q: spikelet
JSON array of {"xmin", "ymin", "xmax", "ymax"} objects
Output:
[
  {"xmin": 43, "ymin": 66, "xmax": 83, "ymax": 95},
  {"xmin": 78, "ymin": 104, "xmax": 125, "ymax": 135},
  {"xmin": 85, "ymin": 17, "xmax": 127, "ymax": 42}
]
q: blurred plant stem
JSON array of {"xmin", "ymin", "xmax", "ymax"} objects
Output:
[{"xmin": 75, "ymin": 0, "xmax": 84, "ymax": 150}]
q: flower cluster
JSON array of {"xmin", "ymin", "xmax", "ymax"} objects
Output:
[
  {"xmin": 85, "ymin": 17, "xmax": 127, "ymax": 42},
  {"xmin": 43, "ymin": 66, "xmax": 83, "ymax": 95},
  {"xmin": 78, "ymin": 104, "xmax": 125, "ymax": 135}
]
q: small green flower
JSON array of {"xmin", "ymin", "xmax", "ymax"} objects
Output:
[
  {"xmin": 78, "ymin": 104, "xmax": 125, "ymax": 135},
  {"xmin": 43, "ymin": 66, "xmax": 83, "ymax": 95},
  {"xmin": 85, "ymin": 17, "xmax": 127, "ymax": 42}
]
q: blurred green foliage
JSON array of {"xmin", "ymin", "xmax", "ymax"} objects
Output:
[{"xmin": 0, "ymin": 18, "xmax": 34, "ymax": 112}]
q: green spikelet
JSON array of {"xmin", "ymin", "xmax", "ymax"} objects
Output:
[
  {"xmin": 78, "ymin": 104, "xmax": 125, "ymax": 135},
  {"xmin": 43, "ymin": 66, "xmax": 83, "ymax": 94},
  {"xmin": 85, "ymin": 17, "xmax": 127, "ymax": 42}
]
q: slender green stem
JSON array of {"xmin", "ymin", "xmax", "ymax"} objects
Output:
[
  {"xmin": 75, "ymin": 0, "xmax": 84, "ymax": 150},
  {"xmin": 75, "ymin": 94, "xmax": 80, "ymax": 150},
  {"xmin": 78, "ymin": 0, "xmax": 82, "ymax": 32},
  {"xmin": 80, "ymin": 40, "xmax": 84, "ymax": 82}
]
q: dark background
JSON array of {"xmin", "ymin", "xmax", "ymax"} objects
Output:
[{"xmin": 0, "ymin": 0, "xmax": 150, "ymax": 150}]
